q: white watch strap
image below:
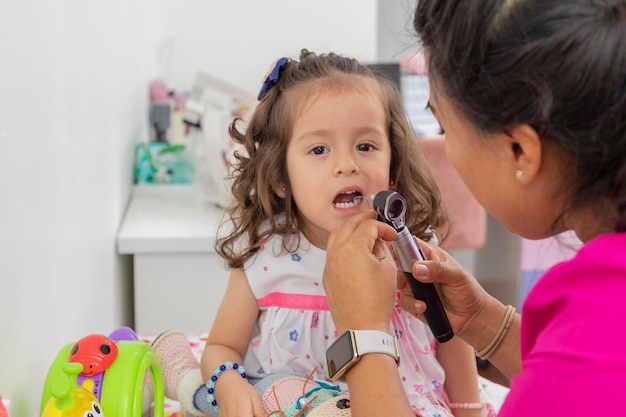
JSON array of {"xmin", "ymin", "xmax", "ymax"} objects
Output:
[{"xmin": 352, "ymin": 330, "xmax": 399, "ymax": 363}]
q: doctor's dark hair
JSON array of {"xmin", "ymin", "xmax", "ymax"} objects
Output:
[
  {"xmin": 414, "ymin": 0, "xmax": 626, "ymax": 233},
  {"xmin": 215, "ymin": 49, "xmax": 448, "ymax": 269}
]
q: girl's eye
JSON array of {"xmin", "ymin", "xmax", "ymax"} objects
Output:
[
  {"xmin": 310, "ymin": 146, "xmax": 328, "ymax": 155},
  {"xmin": 357, "ymin": 143, "xmax": 375, "ymax": 152},
  {"xmin": 438, "ymin": 126, "xmax": 446, "ymax": 136}
]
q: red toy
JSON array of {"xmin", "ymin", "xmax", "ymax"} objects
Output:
[
  {"xmin": 69, "ymin": 334, "xmax": 118, "ymax": 377},
  {"xmin": 0, "ymin": 393, "xmax": 8, "ymax": 417}
]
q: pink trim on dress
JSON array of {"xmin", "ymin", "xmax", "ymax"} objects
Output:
[{"xmin": 257, "ymin": 291, "xmax": 329, "ymax": 310}]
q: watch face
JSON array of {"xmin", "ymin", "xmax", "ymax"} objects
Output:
[{"xmin": 326, "ymin": 330, "xmax": 357, "ymax": 380}]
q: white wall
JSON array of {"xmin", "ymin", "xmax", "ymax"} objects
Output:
[
  {"xmin": 160, "ymin": 0, "xmax": 379, "ymax": 94},
  {"xmin": 0, "ymin": 1, "xmax": 163, "ymax": 416},
  {"xmin": 0, "ymin": 1, "xmax": 380, "ymax": 416},
  {"xmin": 377, "ymin": 0, "xmax": 421, "ymax": 62}
]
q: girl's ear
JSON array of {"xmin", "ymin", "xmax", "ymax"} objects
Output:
[
  {"xmin": 508, "ymin": 124, "xmax": 542, "ymax": 184},
  {"xmin": 272, "ymin": 181, "xmax": 287, "ymax": 198}
]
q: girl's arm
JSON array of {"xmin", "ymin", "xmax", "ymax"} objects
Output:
[
  {"xmin": 200, "ymin": 268, "xmax": 267, "ymax": 417},
  {"xmin": 436, "ymin": 337, "xmax": 483, "ymax": 417}
]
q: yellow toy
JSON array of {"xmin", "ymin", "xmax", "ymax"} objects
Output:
[{"xmin": 41, "ymin": 362, "xmax": 103, "ymax": 417}]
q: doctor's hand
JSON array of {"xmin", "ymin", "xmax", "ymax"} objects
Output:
[
  {"xmin": 323, "ymin": 210, "xmax": 398, "ymax": 334},
  {"xmin": 397, "ymin": 238, "xmax": 490, "ymax": 339}
]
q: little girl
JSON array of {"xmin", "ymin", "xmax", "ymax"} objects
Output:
[{"xmin": 153, "ymin": 49, "xmax": 492, "ymax": 417}]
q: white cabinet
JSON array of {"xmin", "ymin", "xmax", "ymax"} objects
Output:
[{"xmin": 117, "ymin": 186, "xmax": 229, "ymax": 335}]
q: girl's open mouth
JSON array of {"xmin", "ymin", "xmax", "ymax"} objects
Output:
[{"xmin": 333, "ymin": 190, "xmax": 363, "ymax": 209}]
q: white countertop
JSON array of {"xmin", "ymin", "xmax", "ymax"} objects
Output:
[{"xmin": 116, "ymin": 185, "xmax": 226, "ymax": 254}]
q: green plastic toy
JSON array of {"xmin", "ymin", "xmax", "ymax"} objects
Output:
[{"xmin": 40, "ymin": 331, "xmax": 164, "ymax": 417}]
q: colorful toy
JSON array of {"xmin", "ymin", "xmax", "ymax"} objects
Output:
[
  {"xmin": 306, "ymin": 395, "xmax": 352, "ymax": 417},
  {"xmin": 0, "ymin": 393, "xmax": 8, "ymax": 417},
  {"xmin": 68, "ymin": 333, "xmax": 118, "ymax": 401},
  {"xmin": 41, "ymin": 362, "xmax": 104, "ymax": 417},
  {"xmin": 41, "ymin": 327, "xmax": 164, "ymax": 417},
  {"xmin": 70, "ymin": 333, "xmax": 118, "ymax": 376},
  {"xmin": 134, "ymin": 142, "xmax": 194, "ymax": 184},
  {"xmin": 259, "ymin": 373, "xmax": 350, "ymax": 417}
]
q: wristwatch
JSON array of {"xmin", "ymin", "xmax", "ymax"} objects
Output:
[{"xmin": 326, "ymin": 329, "xmax": 400, "ymax": 381}]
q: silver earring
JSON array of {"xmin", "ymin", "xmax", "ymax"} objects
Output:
[
  {"xmin": 515, "ymin": 169, "xmax": 524, "ymax": 181},
  {"xmin": 282, "ymin": 186, "xmax": 286, "ymax": 192}
]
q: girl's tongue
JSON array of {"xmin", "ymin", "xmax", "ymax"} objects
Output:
[{"xmin": 333, "ymin": 191, "xmax": 363, "ymax": 208}]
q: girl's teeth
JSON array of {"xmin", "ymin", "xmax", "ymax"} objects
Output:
[{"xmin": 334, "ymin": 195, "xmax": 363, "ymax": 209}]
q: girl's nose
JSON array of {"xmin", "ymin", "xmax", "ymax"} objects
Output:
[{"xmin": 333, "ymin": 154, "xmax": 360, "ymax": 176}]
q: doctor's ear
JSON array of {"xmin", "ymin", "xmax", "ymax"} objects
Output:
[{"xmin": 508, "ymin": 124, "xmax": 542, "ymax": 184}]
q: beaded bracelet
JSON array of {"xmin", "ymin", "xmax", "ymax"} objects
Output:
[
  {"xmin": 449, "ymin": 402, "xmax": 484, "ymax": 410},
  {"xmin": 206, "ymin": 361, "xmax": 248, "ymax": 411}
]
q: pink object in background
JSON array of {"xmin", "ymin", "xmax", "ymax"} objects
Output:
[
  {"xmin": 400, "ymin": 51, "xmax": 428, "ymax": 75},
  {"xmin": 150, "ymin": 80, "xmax": 170, "ymax": 101},
  {"xmin": 170, "ymin": 91, "xmax": 187, "ymax": 111},
  {"xmin": 419, "ymin": 137, "xmax": 487, "ymax": 250},
  {"xmin": 0, "ymin": 393, "xmax": 8, "ymax": 417},
  {"xmin": 520, "ymin": 232, "xmax": 581, "ymax": 272},
  {"xmin": 518, "ymin": 232, "xmax": 582, "ymax": 306}
]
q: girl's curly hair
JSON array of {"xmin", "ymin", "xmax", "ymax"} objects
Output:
[{"xmin": 216, "ymin": 49, "xmax": 448, "ymax": 269}]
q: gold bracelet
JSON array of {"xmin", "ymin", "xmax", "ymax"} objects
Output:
[{"xmin": 475, "ymin": 304, "xmax": 515, "ymax": 360}]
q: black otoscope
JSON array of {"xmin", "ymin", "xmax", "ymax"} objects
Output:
[{"xmin": 372, "ymin": 191, "xmax": 454, "ymax": 343}]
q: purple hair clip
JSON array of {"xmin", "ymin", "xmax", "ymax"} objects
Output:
[{"xmin": 257, "ymin": 57, "xmax": 289, "ymax": 101}]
